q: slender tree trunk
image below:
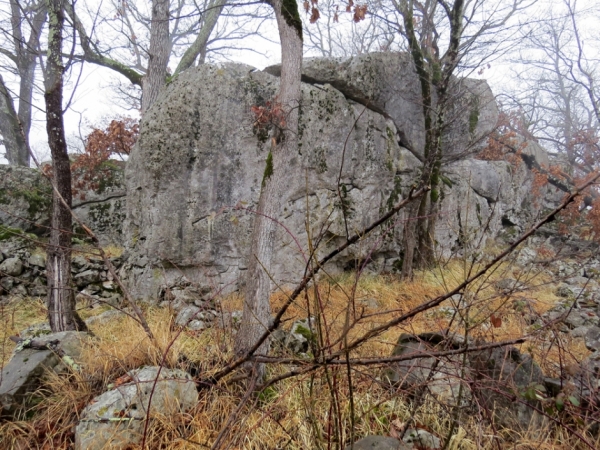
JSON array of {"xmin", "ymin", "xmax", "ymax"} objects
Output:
[
  {"xmin": 142, "ymin": 0, "xmax": 170, "ymax": 113},
  {"xmin": 399, "ymin": 0, "xmax": 465, "ymax": 275},
  {"xmin": 1, "ymin": 0, "xmax": 46, "ymax": 166},
  {"xmin": 401, "ymin": 202, "xmax": 419, "ymax": 280},
  {"xmin": 234, "ymin": 0, "xmax": 303, "ymax": 379},
  {"xmin": 174, "ymin": 0, "xmax": 227, "ymax": 75},
  {"xmin": 0, "ymin": 75, "xmax": 29, "ymax": 166},
  {"xmin": 44, "ymin": 0, "xmax": 86, "ymax": 332}
]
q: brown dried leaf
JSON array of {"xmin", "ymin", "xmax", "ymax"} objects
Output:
[
  {"xmin": 309, "ymin": 7, "xmax": 320, "ymax": 23},
  {"xmin": 490, "ymin": 314, "xmax": 502, "ymax": 328}
]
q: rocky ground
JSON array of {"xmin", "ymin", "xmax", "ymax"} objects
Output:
[{"xmin": 1, "ymin": 227, "xmax": 600, "ymax": 448}]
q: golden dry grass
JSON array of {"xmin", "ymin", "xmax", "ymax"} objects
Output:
[{"xmin": 1, "ymin": 259, "xmax": 598, "ymax": 449}]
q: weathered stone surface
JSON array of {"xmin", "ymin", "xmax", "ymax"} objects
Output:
[
  {"xmin": 74, "ymin": 269, "xmax": 101, "ymax": 287},
  {"xmin": 345, "ymin": 436, "xmax": 411, "ymax": 450},
  {"xmin": 28, "ymin": 253, "xmax": 46, "ymax": 268},
  {"xmin": 268, "ymin": 52, "xmax": 498, "ymax": 159},
  {"xmin": 0, "ymin": 257, "xmax": 23, "ymax": 276},
  {"xmin": 402, "ymin": 428, "xmax": 441, "ymax": 449},
  {"xmin": 123, "ymin": 55, "xmax": 556, "ymax": 301},
  {"xmin": 0, "ymin": 349, "xmax": 57, "ymax": 417},
  {"xmin": 384, "ymin": 333, "xmax": 469, "ymax": 406},
  {"xmin": 585, "ymin": 326, "xmax": 600, "ymax": 352},
  {"xmin": 544, "ymin": 306, "xmax": 599, "ymax": 329},
  {"xmin": 175, "ymin": 305, "xmax": 210, "ymax": 331},
  {"xmin": 75, "ymin": 366, "xmax": 198, "ymax": 450},
  {"xmin": 0, "ymin": 166, "xmax": 51, "ymax": 234},
  {"xmin": 470, "ymin": 345, "xmax": 546, "ymax": 431},
  {"xmin": 0, "ymin": 331, "xmax": 88, "ymax": 417}
]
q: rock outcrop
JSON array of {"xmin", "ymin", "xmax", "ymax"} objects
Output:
[
  {"xmin": 123, "ymin": 53, "xmax": 556, "ymax": 301},
  {"xmin": 0, "ymin": 163, "xmax": 126, "ymax": 246}
]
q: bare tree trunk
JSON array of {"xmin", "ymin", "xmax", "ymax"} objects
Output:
[
  {"xmin": 234, "ymin": 0, "xmax": 303, "ymax": 379},
  {"xmin": 44, "ymin": 0, "xmax": 86, "ymax": 332},
  {"xmin": 174, "ymin": 0, "xmax": 227, "ymax": 75},
  {"xmin": 401, "ymin": 202, "xmax": 419, "ymax": 280},
  {"xmin": 0, "ymin": 0, "xmax": 46, "ymax": 166},
  {"xmin": 141, "ymin": 0, "xmax": 170, "ymax": 113},
  {"xmin": 0, "ymin": 75, "xmax": 29, "ymax": 166}
]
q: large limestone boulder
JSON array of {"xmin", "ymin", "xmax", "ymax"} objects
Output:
[
  {"xmin": 123, "ymin": 54, "xmax": 551, "ymax": 301},
  {"xmin": 124, "ymin": 61, "xmax": 421, "ymax": 300}
]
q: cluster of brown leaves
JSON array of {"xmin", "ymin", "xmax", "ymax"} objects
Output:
[
  {"xmin": 476, "ymin": 110, "xmax": 526, "ymax": 162},
  {"xmin": 303, "ymin": 0, "xmax": 367, "ymax": 24},
  {"xmin": 251, "ymin": 99, "xmax": 287, "ymax": 136},
  {"xmin": 303, "ymin": 0, "xmax": 320, "ymax": 23},
  {"xmin": 43, "ymin": 118, "xmax": 138, "ymax": 200},
  {"xmin": 70, "ymin": 118, "xmax": 138, "ymax": 199}
]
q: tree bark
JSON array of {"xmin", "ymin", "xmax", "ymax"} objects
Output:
[
  {"xmin": 44, "ymin": 0, "xmax": 86, "ymax": 332},
  {"xmin": 141, "ymin": 0, "xmax": 170, "ymax": 113},
  {"xmin": 0, "ymin": 75, "xmax": 29, "ymax": 166},
  {"xmin": 234, "ymin": 0, "xmax": 303, "ymax": 379}
]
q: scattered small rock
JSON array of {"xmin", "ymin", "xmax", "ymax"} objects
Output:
[
  {"xmin": 402, "ymin": 428, "xmax": 441, "ymax": 449},
  {"xmin": 0, "ymin": 257, "xmax": 23, "ymax": 277}
]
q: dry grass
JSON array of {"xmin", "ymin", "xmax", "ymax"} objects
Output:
[{"xmin": 1, "ymin": 259, "xmax": 598, "ymax": 449}]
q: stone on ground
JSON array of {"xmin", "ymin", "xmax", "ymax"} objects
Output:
[{"xmin": 75, "ymin": 366, "xmax": 198, "ymax": 450}]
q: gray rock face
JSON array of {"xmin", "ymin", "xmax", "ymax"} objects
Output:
[
  {"xmin": 124, "ymin": 61, "xmax": 420, "ymax": 300},
  {"xmin": 123, "ymin": 55, "xmax": 554, "ymax": 301},
  {"xmin": 75, "ymin": 366, "xmax": 197, "ymax": 450},
  {"xmin": 0, "ymin": 163, "xmax": 125, "ymax": 246},
  {"xmin": 73, "ymin": 269, "xmax": 101, "ymax": 287},
  {"xmin": 267, "ymin": 52, "xmax": 498, "ymax": 160}
]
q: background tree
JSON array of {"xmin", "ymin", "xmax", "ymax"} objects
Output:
[
  {"xmin": 0, "ymin": 0, "xmax": 47, "ymax": 166},
  {"xmin": 67, "ymin": 0, "xmax": 270, "ymax": 112},
  {"xmin": 394, "ymin": 0, "xmax": 534, "ymax": 279},
  {"xmin": 506, "ymin": 0, "xmax": 599, "ymax": 177}
]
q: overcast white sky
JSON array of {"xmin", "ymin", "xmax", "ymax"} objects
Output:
[{"xmin": 4, "ymin": 0, "xmax": 597, "ymax": 164}]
